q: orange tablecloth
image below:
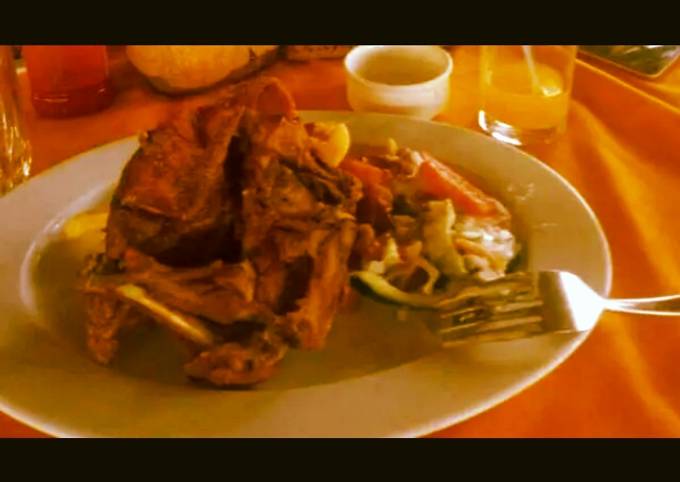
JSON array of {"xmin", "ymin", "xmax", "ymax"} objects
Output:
[{"xmin": 2, "ymin": 46, "xmax": 680, "ymax": 438}]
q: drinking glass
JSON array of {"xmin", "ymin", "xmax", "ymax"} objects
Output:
[
  {"xmin": 22, "ymin": 45, "xmax": 114, "ymax": 118},
  {"xmin": 478, "ymin": 45, "xmax": 578, "ymax": 146},
  {"xmin": 0, "ymin": 46, "xmax": 31, "ymax": 195}
]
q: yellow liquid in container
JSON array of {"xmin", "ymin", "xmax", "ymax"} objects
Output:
[{"xmin": 480, "ymin": 60, "xmax": 569, "ymax": 131}]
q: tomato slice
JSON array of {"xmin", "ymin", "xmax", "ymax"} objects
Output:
[
  {"xmin": 340, "ymin": 158, "xmax": 392, "ymax": 187},
  {"xmin": 340, "ymin": 158, "xmax": 394, "ymax": 232},
  {"xmin": 417, "ymin": 154, "xmax": 508, "ymax": 218}
]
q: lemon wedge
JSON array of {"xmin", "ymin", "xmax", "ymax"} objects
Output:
[
  {"xmin": 308, "ymin": 122, "xmax": 351, "ymax": 167},
  {"xmin": 385, "ymin": 137, "xmax": 398, "ymax": 156},
  {"xmin": 62, "ymin": 211, "xmax": 109, "ymax": 240}
]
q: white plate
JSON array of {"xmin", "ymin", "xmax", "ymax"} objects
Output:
[{"xmin": 0, "ymin": 111, "xmax": 611, "ymax": 437}]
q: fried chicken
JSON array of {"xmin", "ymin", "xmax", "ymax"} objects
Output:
[{"xmin": 80, "ymin": 77, "xmax": 361, "ymax": 386}]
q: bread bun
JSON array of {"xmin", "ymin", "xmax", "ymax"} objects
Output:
[{"xmin": 126, "ymin": 45, "xmax": 280, "ymax": 94}]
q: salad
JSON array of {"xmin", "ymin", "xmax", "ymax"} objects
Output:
[{"xmin": 340, "ymin": 139, "xmax": 520, "ymax": 308}]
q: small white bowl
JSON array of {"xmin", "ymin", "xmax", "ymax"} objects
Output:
[{"xmin": 344, "ymin": 45, "xmax": 453, "ymax": 120}]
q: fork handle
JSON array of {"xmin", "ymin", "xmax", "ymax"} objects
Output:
[{"xmin": 605, "ymin": 294, "xmax": 680, "ymax": 316}]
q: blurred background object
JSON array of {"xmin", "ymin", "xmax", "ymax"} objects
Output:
[
  {"xmin": 126, "ymin": 45, "xmax": 280, "ymax": 94},
  {"xmin": 0, "ymin": 46, "xmax": 31, "ymax": 195},
  {"xmin": 580, "ymin": 45, "xmax": 680, "ymax": 78},
  {"xmin": 125, "ymin": 46, "xmax": 357, "ymax": 94},
  {"xmin": 22, "ymin": 46, "xmax": 114, "ymax": 118},
  {"xmin": 284, "ymin": 45, "xmax": 353, "ymax": 60}
]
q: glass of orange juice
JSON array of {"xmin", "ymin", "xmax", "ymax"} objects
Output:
[{"xmin": 478, "ymin": 45, "xmax": 578, "ymax": 146}]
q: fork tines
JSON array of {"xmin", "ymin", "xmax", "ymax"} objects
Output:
[{"xmin": 433, "ymin": 272, "xmax": 547, "ymax": 345}]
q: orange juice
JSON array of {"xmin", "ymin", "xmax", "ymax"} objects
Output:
[
  {"xmin": 478, "ymin": 46, "xmax": 577, "ymax": 145},
  {"xmin": 481, "ymin": 61, "xmax": 569, "ymax": 130}
]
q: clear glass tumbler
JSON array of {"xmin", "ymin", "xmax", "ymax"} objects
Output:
[
  {"xmin": 0, "ymin": 46, "xmax": 32, "ymax": 195},
  {"xmin": 23, "ymin": 45, "xmax": 114, "ymax": 118},
  {"xmin": 478, "ymin": 45, "xmax": 578, "ymax": 146}
]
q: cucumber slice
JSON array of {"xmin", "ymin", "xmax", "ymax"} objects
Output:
[{"xmin": 351, "ymin": 271, "xmax": 445, "ymax": 309}]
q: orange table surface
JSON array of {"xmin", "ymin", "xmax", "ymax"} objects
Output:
[{"xmin": 2, "ymin": 46, "xmax": 680, "ymax": 438}]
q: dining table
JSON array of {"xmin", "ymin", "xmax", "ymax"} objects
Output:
[{"xmin": 2, "ymin": 45, "xmax": 680, "ymax": 438}]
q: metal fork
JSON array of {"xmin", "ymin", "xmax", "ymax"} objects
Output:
[{"xmin": 431, "ymin": 270, "xmax": 680, "ymax": 347}]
